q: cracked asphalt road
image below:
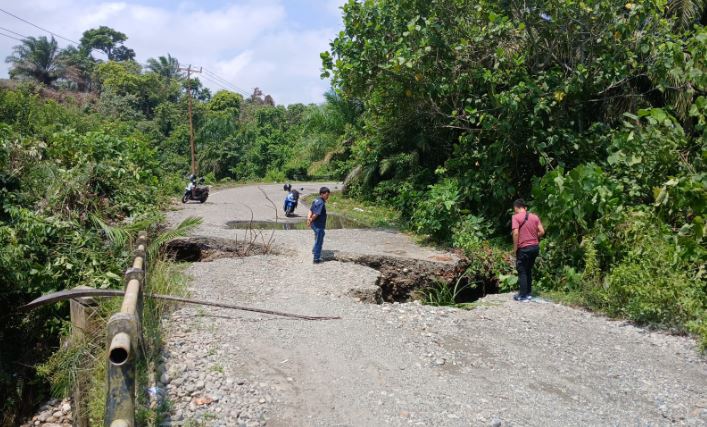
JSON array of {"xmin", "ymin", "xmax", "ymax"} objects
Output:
[{"xmin": 160, "ymin": 183, "xmax": 707, "ymax": 427}]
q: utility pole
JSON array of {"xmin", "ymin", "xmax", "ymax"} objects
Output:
[{"xmin": 178, "ymin": 64, "xmax": 202, "ymax": 176}]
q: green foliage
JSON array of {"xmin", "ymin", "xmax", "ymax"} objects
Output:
[
  {"xmin": 0, "ymin": 82, "xmax": 179, "ymax": 423},
  {"xmin": 324, "ymin": 0, "xmax": 707, "ymax": 346},
  {"xmin": 80, "ymin": 26, "xmax": 135, "ymax": 61},
  {"xmin": 423, "ymin": 277, "xmax": 471, "ymax": 307},
  {"xmin": 411, "ymin": 178, "xmax": 462, "ymax": 240},
  {"xmin": 208, "ymin": 90, "xmax": 243, "ymax": 116},
  {"xmin": 452, "ymin": 215, "xmax": 494, "ymax": 249}
]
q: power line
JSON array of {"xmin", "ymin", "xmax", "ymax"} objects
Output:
[
  {"xmin": 199, "ymin": 73, "xmax": 249, "ymax": 98},
  {"xmin": 0, "ymin": 26, "xmax": 27, "ymax": 39},
  {"xmin": 0, "ymin": 7, "xmax": 80, "ymax": 45},
  {"xmin": 0, "ymin": 31, "xmax": 22, "ymax": 42},
  {"xmin": 202, "ymin": 67, "xmax": 251, "ymax": 96},
  {"xmin": 0, "ymin": 8, "xmax": 107, "ymax": 59},
  {"xmin": 202, "ymin": 70, "xmax": 246, "ymax": 95}
]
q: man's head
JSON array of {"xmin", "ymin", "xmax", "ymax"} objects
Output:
[
  {"xmin": 513, "ymin": 198, "xmax": 527, "ymax": 213},
  {"xmin": 319, "ymin": 187, "xmax": 331, "ymax": 201}
]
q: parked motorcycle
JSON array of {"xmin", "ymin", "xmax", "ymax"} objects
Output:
[
  {"xmin": 283, "ymin": 188, "xmax": 300, "ymax": 216},
  {"xmin": 182, "ymin": 177, "xmax": 209, "ymax": 203}
]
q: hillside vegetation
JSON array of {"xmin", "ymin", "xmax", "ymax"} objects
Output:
[{"xmin": 320, "ymin": 0, "xmax": 706, "ymax": 345}]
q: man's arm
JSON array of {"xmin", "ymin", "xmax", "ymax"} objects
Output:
[
  {"xmin": 307, "ymin": 199, "xmax": 322, "ymax": 226},
  {"xmin": 307, "ymin": 211, "xmax": 318, "ymax": 226},
  {"xmin": 512, "ymin": 229, "xmax": 519, "ymax": 254},
  {"xmin": 538, "ymin": 221, "xmax": 545, "ymax": 238}
]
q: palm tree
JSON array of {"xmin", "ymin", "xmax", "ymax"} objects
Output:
[
  {"xmin": 667, "ymin": 0, "xmax": 705, "ymax": 29},
  {"xmin": 146, "ymin": 54, "xmax": 182, "ymax": 80},
  {"xmin": 5, "ymin": 36, "xmax": 63, "ymax": 86}
]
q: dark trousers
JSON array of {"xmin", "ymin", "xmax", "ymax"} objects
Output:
[
  {"xmin": 516, "ymin": 245, "xmax": 539, "ymax": 297},
  {"xmin": 312, "ymin": 225, "xmax": 325, "ymax": 261}
]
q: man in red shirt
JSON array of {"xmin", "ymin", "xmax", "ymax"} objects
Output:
[{"xmin": 511, "ymin": 199, "xmax": 545, "ymax": 301}]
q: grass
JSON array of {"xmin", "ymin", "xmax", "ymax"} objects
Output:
[{"xmin": 303, "ymin": 192, "xmax": 401, "ymax": 229}]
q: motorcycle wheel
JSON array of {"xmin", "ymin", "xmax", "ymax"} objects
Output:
[
  {"xmin": 199, "ymin": 195, "xmax": 208, "ymax": 203},
  {"xmin": 182, "ymin": 194, "xmax": 189, "ymax": 203}
]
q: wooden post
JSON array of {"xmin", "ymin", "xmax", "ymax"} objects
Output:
[{"xmin": 70, "ymin": 286, "xmax": 97, "ymax": 427}]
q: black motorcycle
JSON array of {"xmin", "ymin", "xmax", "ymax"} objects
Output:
[{"xmin": 182, "ymin": 178, "xmax": 209, "ymax": 203}]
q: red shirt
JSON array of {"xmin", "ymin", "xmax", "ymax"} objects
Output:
[{"xmin": 512, "ymin": 211, "xmax": 542, "ymax": 249}]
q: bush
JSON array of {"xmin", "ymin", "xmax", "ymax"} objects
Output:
[
  {"xmin": 452, "ymin": 214, "xmax": 493, "ymax": 249},
  {"xmin": 411, "ymin": 178, "xmax": 462, "ymax": 241}
]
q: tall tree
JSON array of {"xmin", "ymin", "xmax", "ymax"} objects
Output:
[
  {"xmin": 5, "ymin": 36, "xmax": 63, "ymax": 85},
  {"xmin": 146, "ymin": 54, "xmax": 183, "ymax": 80},
  {"xmin": 80, "ymin": 26, "xmax": 135, "ymax": 61},
  {"xmin": 57, "ymin": 45, "xmax": 95, "ymax": 91}
]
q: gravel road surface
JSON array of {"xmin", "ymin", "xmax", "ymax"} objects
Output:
[{"xmin": 158, "ymin": 183, "xmax": 706, "ymax": 427}]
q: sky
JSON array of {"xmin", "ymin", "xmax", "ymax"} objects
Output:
[{"xmin": 0, "ymin": 0, "xmax": 347, "ymax": 105}]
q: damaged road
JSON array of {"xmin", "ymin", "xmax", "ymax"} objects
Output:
[{"xmin": 158, "ymin": 183, "xmax": 707, "ymax": 427}]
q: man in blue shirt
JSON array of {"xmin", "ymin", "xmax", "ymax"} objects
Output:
[{"xmin": 307, "ymin": 187, "xmax": 331, "ymax": 264}]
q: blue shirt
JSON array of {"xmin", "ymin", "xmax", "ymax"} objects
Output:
[{"xmin": 310, "ymin": 197, "xmax": 327, "ymax": 228}]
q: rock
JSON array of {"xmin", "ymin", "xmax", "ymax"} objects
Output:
[
  {"xmin": 434, "ymin": 359, "xmax": 446, "ymax": 366},
  {"xmin": 60, "ymin": 403, "xmax": 71, "ymax": 414},
  {"xmin": 160, "ymin": 372, "xmax": 170, "ymax": 385},
  {"xmin": 490, "ymin": 418, "xmax": 502, "ymax": 427}
]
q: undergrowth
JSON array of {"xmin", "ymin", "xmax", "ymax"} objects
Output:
[{"xmin": 36, "ymin": 218, "xmax": 197, "ymax": 425}]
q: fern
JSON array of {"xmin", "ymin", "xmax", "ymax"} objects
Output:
[{"xmin": 147, "ymin": 216, "xmax": 202, "ymax": 260}]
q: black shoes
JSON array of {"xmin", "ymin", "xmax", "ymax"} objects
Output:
[{"xmin": 513, "ymin": 294, "xmax": 532, "ymax": 302}]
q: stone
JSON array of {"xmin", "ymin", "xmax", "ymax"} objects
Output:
[
  {"xmin": 160, "ymin": 372, "xmax": 170, "ymax": 385},
  {"xmin": 490, "ymin": 418, "xmax": 502, "ymax": 427}
]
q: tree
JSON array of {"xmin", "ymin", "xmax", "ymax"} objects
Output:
[
  {"xmin": 247, "ymin": 87, "xmax": 275, "ymax": 105},
  {"xmin": 80, "ymin": 26, "xmax": 135, "ymax": 61},
  {"xmin": 5, "ymin": 36, "xmax": 62, "ymax": 85},
  {"xmin": 57, "ymin": 45, "xmax": 95, "ymax": 91},
  {"xmin": 146, "ymin": 54, "xmax": 183, "ymax": 80},
  {"xmin": 208, "ymin": 90, "xmax": 243, "ymax": 116}
]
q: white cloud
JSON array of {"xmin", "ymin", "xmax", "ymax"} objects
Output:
[{"xmin": 0, "ymin": 0, "xmax": 340, "ymax": 104}]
